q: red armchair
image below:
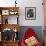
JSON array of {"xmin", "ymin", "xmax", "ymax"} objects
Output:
[{"xmin": 21, "ymin": 28, "xmax": 41, "ymax": 46}]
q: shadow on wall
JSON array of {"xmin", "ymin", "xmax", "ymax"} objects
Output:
[{"xmin": 18, "ymin": 26, "xmax": 44, "ymax": 44}]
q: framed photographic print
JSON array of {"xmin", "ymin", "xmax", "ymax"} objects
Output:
[
  {"xmin": 2, "ymin": 10, "xmax": 9, "ymax": 15},
  {"xmin": 25, "ymin": 7, "xmax": 36, "ymax": 20}
]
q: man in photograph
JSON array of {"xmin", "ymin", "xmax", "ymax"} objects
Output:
[{"xmin": 27, "ymin": 9, "xmax": 33, "ymax": 18}]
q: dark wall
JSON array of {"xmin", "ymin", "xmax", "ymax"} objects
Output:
[{"xmin": 18, "ymin": 26, "xmax": 44, "ymax": 43}]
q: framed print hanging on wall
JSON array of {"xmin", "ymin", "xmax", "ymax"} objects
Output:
[{"xmin": 25, "ymin": 7, "xmax": 36, "ymax": 20}]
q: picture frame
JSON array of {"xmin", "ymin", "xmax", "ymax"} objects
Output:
[
  {"xmin": 25, "ymin": 7, "xmax": 36, "ymax": 20},
  {"xmin": 2, "ymin": 10, "xmax": 9, "ymax": 15}
]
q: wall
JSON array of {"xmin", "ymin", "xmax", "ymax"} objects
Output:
[
  {"xmin": 18, "ymin": 0, "xmax": 44, "ymax": 26},
  {"xmin": 0, "ymin": 0, "xmax": 44, "ymax": 26}
]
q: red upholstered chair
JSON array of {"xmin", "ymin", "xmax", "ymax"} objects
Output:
[{"xmin": 21, "ymin": 28, "xmax": 41, "ymax": 46}]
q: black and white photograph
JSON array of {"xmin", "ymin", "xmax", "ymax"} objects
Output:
[{"xmin": 25, "ymin": 7, "xmax": 36, "ymax": 20}]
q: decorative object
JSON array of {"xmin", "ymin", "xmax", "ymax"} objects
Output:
[
  {"xmin": 2, "ymin": 10, "xmax": 9, "ymax": 15},
  {"xmin": 13, "ymin": 32, "xmax": 18, "ymax": 41},
  {"xmin": 25, "ymin": 7, "xmax": 36, "ymax": 20},
  {"xmin": 15, "ymin": 0, "xmax": 17, "ymax": 7},
  {"xmin": 14, "ymin": 28, "xmax": 17, "ymax": 32},
  {"xmin": 9, "ymin": 10, "xmax": 18, "ymax": 15}
]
